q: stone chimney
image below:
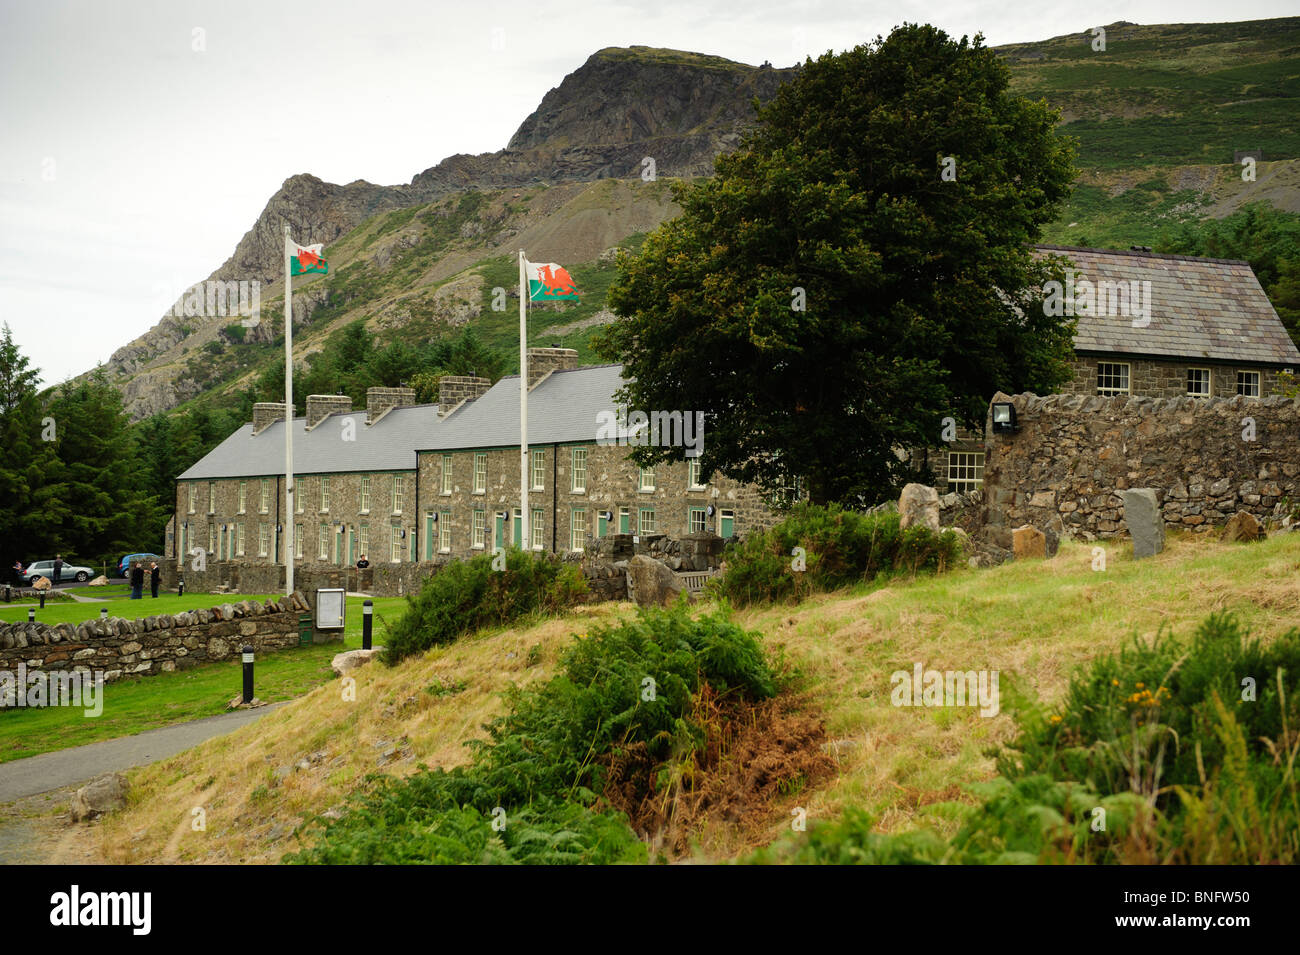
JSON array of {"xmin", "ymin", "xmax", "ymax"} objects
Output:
[
  {"xmin": 306, "ymin": 394, "xmax": 352, "ymax": 429},
  {"xmin": 527, "ymin": 347, "xmax": 578, "ymax": 390},
  {"xmin": 252, "ymin": 402, "xmax": 287, "ymax": 436},
  {"xmin": 366, "ymin": 386, "xmax": 417, "ymax": 425},
  {"xmin": 438, "ymin": 376, "xmax": 492, "ymax": 418}
]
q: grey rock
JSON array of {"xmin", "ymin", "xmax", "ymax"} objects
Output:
[
  {"xmin": 70, "ymin": 772, "xmax": 129, "ymax": 822},
  {"xmin": 1122, "ymin": 488, "xmax": 1165, "ymax": 559},
  {"xmin": 899, "ymin": 483, "xmax": 941, "ymax": 533}
]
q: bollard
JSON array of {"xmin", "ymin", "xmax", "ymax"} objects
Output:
[
  {"xmin": 100, "ymin": 607, "xmax": 108, "ymax": 622},
  {"xmin": 241, "ymin": 645, "xmax": 255, "ymax": 704},
  {"xmin": 28, "ymin": 607, "xmax": 35, "ymax": 623},
  {"xmin": 362, "ymin": 599, "xmax": 373, "ymax": 650},
  {"xmin": 178, "ymin": 577, "xmax": 185, "ymax": 597},
  {"xmin": 39, "ymin": 590, "xmax": 45, "ymax": 609}
]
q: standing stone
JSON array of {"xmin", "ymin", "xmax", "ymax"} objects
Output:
[
  {"xmin": 898, "ymin": 484, "xmax": 940, "ymax": 533},
  {"xmin": 70, "ymin": 772, "xmax": 129, "ymax": 822},
  {"xmin": 1122, "ymin": 488, "xmax": 1165, "ymax": 558},
  {"xmin": 1012, "ymin": 525, "xmax": 1047, "ymax": 560},
  {"xmin": 1221, "ymin": 511, "xmax": 1264, "ymax": 543},
  {"xmin": 625, "ymin": 555, "xmax": 689, "ymax": 607}
]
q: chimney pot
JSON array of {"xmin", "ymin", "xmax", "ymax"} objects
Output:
[
  {"xmin": 526, "ymin": 347, "xmax": 578, "ymax": 390},
  {"xmin": 252, "ymin": 402, "xmax": 287, "ymax": 435}
]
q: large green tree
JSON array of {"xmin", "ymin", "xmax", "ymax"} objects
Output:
[{"xmin": 598, "ymin": 24, "xmax": 1078, "ymax": 504}]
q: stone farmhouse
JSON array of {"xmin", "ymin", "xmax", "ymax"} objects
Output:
[
  {"xmin": 171, "ymin": 348, "xmax": 779, "ymax": 570},
  {"xmin": 934, "ymin": 245, "xmax": 1300, "ymax": 494}
]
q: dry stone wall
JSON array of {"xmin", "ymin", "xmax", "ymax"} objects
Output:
[
  {"xmin": 982, "ymin": 391, "xmax": 1300, "ymax": 542},
  {"xmin": 0, "ymin": 593, "xmax": 319, "ymax": 683}
]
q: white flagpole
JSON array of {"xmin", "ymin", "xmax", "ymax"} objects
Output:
[
  {"xmin": 284, "ymin": 224, "xmax": 295, "ymax": 595},
  {"xmin": 519, "ymin": 249, "xmax": 529, "ymax": 552}
]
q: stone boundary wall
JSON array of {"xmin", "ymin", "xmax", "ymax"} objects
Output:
[
  {"xmin": 983, "ymin": 391, "xmax": 1300, "ymax": 542},
  {"xmin": 0, "ymin": 593, "xmax": 321, "ymax": 683}
]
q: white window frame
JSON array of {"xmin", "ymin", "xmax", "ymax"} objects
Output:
[
  {"xmin": 258, "ymin": 523, "xmax": 268, "ymax": 557},
  {"xmin": 947, "ymin": 451, "xmax": 985, "ymax": 494},
  {"xmin": 359, "ymin": 523, "xmax": 369, "ymax": 559},
  {"xmin": 296, "ymin": 478, "xmax": 305, "ymax": 513},
  {"xmin": 532, "ymin": 508, "xmax": 544, "ymax": 551},
  {"xmin": 532, "ymin": 449, "xmax": 545, "ymax": 491},
  {"xmin": 392, "ymin": 474, "xmax": 404, "ymax": 514},
  {"xmin": 1236, "ymin": 370, "xmax": 1261, "ymax": 398},
  {"xmin": 260, "ymin": 478, "xmax": 270, "ymax": 513},
  {"xmin": 473, "ymin": 453, "xmax": 487, "ymax": 494},
  {"xmin": 390, "ymin": 523, "xmax": 402, "ymax": 562},
  {"xmin": 1096, "ymin": 362, "xmax": 1130, "ymax": 396},
  {"xmin": 1186, "ymin": 367, "xmax": 1211, "ymax": 397},
  {"xmin": 208, "ymin": 523, "xmax": 216, "ymax": 555},
  {"xmin": 688, "ymin": 506, "xmax": 707, "ymax": 534},
  {"xmin": 236, "ymin": 522, "xmax": 245, "ymax": 556},
  {"xmin": 188, "ymin": 483, "xmax": 196, "ymax": 514},
  {"xmin": 238, "ymin": 481, "xmax": 246, "ymax": 514},
  {"xmin": 208, "ymin": 482, "xmax": 216, "ymax": 514},
  {"xmin": 441, "ymin": 454, "xmax": 453, "ymax": 495},
  {"xmin": 320, "ymin": 476, "xmax": 331, "ymax": 513},
  {"xmin": 639, "ymin": 466, "xmax": 656, "ymax": 492},
  {"xmin": 687, "ymin": 458, "xmax": 704, "ymax": 489},
  {"xmin": 571, "ymin": 447, "xmax": 587, "ymax": 493},
  {"xmin": 439, "ymin": 511, "xmax": 451, "ymax": 553},
  {"xmin": 294, "ymin": 524, "xmax": 304, "ymax": 559},
  {"xmin": 318, "ymin": 523, "xmax": 329, "ymax": 560},
  {"xmin": 360, "ymin": 475, "xmax": 371, "ymax": 513},
  {"xmin": 639, "ymin": 508, "xmax": 656, "ymax": 536},
  {"xmin": 472, "ymin": 509, "xmax": 485, "ymax": 549},
  {"xmin": 571, "ymin": 507, "xmax": 587, "ymax": 552}
]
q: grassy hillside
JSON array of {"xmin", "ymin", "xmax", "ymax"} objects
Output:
[{"xmin": 73, "ymin": 530, "xmax": 1300, "ymax": 864}]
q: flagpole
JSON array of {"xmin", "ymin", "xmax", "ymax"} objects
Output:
[
  {"xmin": 284, "ymin": 224, "xmax": 295, "ymax": 595},
  {"xmin": 519, "ymin": 249, "xmax": 529, "ymax": 553}
]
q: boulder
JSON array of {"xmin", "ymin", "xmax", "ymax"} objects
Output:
[
  {"xmin": 1012, "ymin": 525, "xmax": 1047, "ymax": 560},
  {"xmin": 331, "ymin": 647, "xmax": 385, "ymax": 677},
  {"xmin": 1222, "ymin": 511, "xmax": 1265, "ymax": 543},
  {"xmin": 70, "ymin": 772, "xmax": 129, "ymax": 822},
  {"xmin": 88, "ymin": 575, "xmax": 108, "ymax": 586},
  {"xmin": 1122, "ymin": 488, "xmax": 1165, "ymax": 559},
  {"xmin": 626, "ymin": 555, "xmax": 689, "ymax": 608},
  {"xmin": 31, "ymin": 576, "xmax": 50, "ymax": 591},
  {"xmin": 899, "ymin": 484, "xmax": 940, "ymax": 533}
]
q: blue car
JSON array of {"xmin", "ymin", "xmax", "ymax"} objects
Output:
[{"xmin": 118, "ymin": 553, "xmax": 162, "ymax": 577}]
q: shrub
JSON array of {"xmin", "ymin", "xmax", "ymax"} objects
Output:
[
  {"xmin": 382, "ymin": 548, "xmax": 586, "ymax": 662},
  {"xmin": 710, "ymin": 502, "xmax": 963, "ymax": 606},
  {"xmin": 289, "ymin": 604, "xmax": 776, "ymax": 864}
]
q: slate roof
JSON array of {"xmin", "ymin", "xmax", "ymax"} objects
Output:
[
  {"xmin": 178, "ymin": 364, "xmax": 628, "ymax": 481},
  {"xmin": 1035, "ymin": 245, "xmax": 1300, "ymax": 367}
]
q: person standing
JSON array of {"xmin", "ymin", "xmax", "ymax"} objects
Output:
[
  {"xmin": 11, "ymin": 560, "xmax": 23, "ymax": 587},
  {"xmin": 355, "ymin": 553, "xmax": 369, "ymax": 569},
  {"xmin": 130, "ymin": 561, "xmax": 144, "ymax": 600},
  {"xmin": 149, "ymin": 561, "xmax": 161, "ymax": 598},
  {"xmin": 52, "ymin": 554, "xmax": 63, "ymax": 586}
]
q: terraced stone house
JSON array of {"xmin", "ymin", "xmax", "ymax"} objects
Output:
[
  {"xmin": 172, "ymin": 349, "xmax": 779, "ymax": 569},
  {"xmin": 933, "ymin": 245, "xmax": 1300, "ymax": 493}
]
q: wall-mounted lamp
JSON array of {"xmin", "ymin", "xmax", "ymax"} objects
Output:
[
  {"xmin": 991, "ymin": 402, "xmax": 1019, "ymax": 434},
  {"xmin": 600, "ymin": 511, "xmax": 612, "ymax": 521},
  {"xmin": 706, "ymin": 504, "xmax": 716, "ymax": 517},
  {"xmin": 430, "ymin": 512, "xmax": 438, "ymax": 522}
]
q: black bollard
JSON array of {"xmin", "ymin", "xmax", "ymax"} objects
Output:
[
  {"xmin": 28, "ymin": 607, "xmax": 35, "ymax": 623},
  {"xmin": 362, "ymin": 599, "xmax": 373, "ymax": 650},
  {"xmin": 100, "ymin": 607, "xmax": 108, "ymax": 622},
  {"xmin": 178, "ymin": 577, "xmax": 185, "ymax": 597},
  {"xmin": 241, "ymin": 645, "xmax": 255, "ymax": 704},
  {"xmin": 38, "ymin": 590, "xmax": 45, "ymax": 609}
]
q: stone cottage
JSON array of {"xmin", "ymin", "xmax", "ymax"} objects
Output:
[{"xmin": 934, "ymin": 245, "xmax": 1300, "ymax": 493}]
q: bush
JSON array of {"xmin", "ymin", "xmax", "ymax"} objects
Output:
[
  {"xmin": 289, "ymin": 604, "xmax": 776, "ymax": 864},
  {"xmin": 382, "ymin": 548, "xmax": 586, "ymax": 662},
  {"xmin": 710, "ymin": 502, "xmax": 963, "ymax": 606}
]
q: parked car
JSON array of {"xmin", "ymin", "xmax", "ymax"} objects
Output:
[
  {"xmin": 23, "ymin": 559, "xmax": 94, "ymax": 584},
  {"xmin": 118, "ymin": 553, "xmax": 162, "ymax": 577}
]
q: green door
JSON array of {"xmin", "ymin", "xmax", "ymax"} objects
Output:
[
  {"xmin": 720, "ymin": 510, "xmax": 734, "ymax": 538},
  {"xmin": 336, "ymin": 529, "xmax": 345, "ymax": 564},
  {"xmin": 618, "ymin": 508, "xmax": 629, "ymax": 534},
  {"xmin": 495, "ymin": 513, "xmax": 505, "ymax": 550},
  {"xmin": 598, "ymin": 512, "xmax": 608, "ymax": 538},
  {"xmin": 425, "ymin": 514, "xmax": 435, "ymax": 559},
  {"xmin": 513, "ymin": 508, "xmax": 523, "ymax": 547},
  {"xmin": 348, "ymin": 530, "xmax": 354, "ymax": 565}
]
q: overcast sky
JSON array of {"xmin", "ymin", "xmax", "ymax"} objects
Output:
[{"xmin": 1, "ymin": 0, "xmax": 1294, "ymax": 387}]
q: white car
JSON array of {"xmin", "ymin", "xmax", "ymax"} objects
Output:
[{"xmin": 22, "ymin": 559, "xmax": 93, "ymax": 584}]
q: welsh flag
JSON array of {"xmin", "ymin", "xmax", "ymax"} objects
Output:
[
  {"xmin": 287, "ymin": 237, "xmax": 328, "ymax": 276},
  {"xmin": 526, "ymin": 260, "xmax": 580, "ymax": 302}
]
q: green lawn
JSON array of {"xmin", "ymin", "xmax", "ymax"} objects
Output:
[
  {"xmin": 2, "ymin": 591, "xmax": 277, "ymax": 626},
  {"xmin": 0, "ymin": 594, "xmax": 410, "ymax": 763}
]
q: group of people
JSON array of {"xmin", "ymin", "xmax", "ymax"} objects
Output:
[
  {"xmin": 8, "ymin": 556, "xmax": 160, "ymax": 598},
  {"xmin": 129, "ymin": 561, "xmax": 161, "ymax": 599}
]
